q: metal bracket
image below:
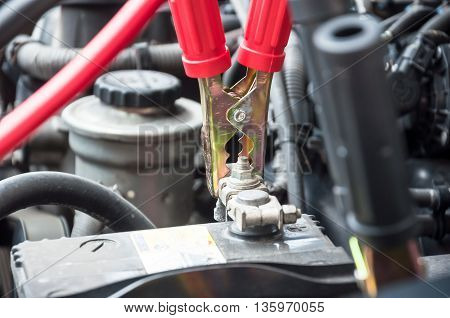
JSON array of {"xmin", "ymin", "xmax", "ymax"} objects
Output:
[{"xmin": 218, "ymin": 156, "xmax": 301, "ymax": 234}]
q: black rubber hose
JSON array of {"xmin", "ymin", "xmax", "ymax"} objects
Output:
[
  {"xmin": 380, "ymin": 11, "xmax": 404, "ymax": 31},
  {"xmin": 0, "ymin": 0, "xmax": 61, "ymax": 49},
  {"xmin": 271, "ymin": 73, "xmax": 304, "ymax": 209},
  {"xmin": 421, "ymin": 29, "xmax": 450, "ymax": 45},
  {"xmin": 420, "ymin": 7, "xmax": 450, "ymax": 33},
  {"xmin": 7, "ymin": 30, "xmax": 242, "ymax": 80},
  {"xmin": 221, "ymin": 14, "xmax": 241, "ymax": 32},
  {"xmin": 410, "ymin": 186, "xmax": 450, "ymax": 211},
  {"xmin": 383, "ymin": 5, "xmax": 435, "ymax": 40},
  {"xmin": 0, "ymin": 172, "xmax": 155, "ymax": 232},
  {"xmin": 410, "ymin": 188, "xmax": 440, "ymax": 209},
  {"xmin": 7, "ymin": 37, "xmax": 184, "ymax": 80},
  {"xmin": 7, "ymin": 36, "xmax": 147, "ymax": 80},
  {"xmin": 283, "ymin": 32, "xmax": 309, "ymax": 125},
  {"xmin": 223, "ymin": 49, "xmax": 246, "ymax": 87},
  {"xmin": 146, "ymin": 43, "xmax": 186, "ymax": 76}
]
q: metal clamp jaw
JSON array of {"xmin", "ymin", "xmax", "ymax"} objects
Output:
[
  {"xmin": 199, "ymin": 69, "xmax": 273, "ymax": 197},
  {"xmin": 217, "ymin": 157, "xmax": 301, "ymax": 235}
]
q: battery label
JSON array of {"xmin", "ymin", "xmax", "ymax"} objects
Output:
[{"xmin": 131, "ymin": 225, "xmax": 226, "ymax": 275}]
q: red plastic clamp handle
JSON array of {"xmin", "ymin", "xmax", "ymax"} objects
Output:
[
  {"xmin": 238, "ymin": 0, "xmax": 292, "ymax": 73},
  {"xmin": 168, "ymin": 0, "xmax": 231, "ymax": 78}
]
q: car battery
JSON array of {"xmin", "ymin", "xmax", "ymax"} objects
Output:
[{"xmin": 11, "ymin": 216, "xmax": 356, "ymax": 297}]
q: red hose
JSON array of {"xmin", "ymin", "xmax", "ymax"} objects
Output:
[{"xmin": 0, "ymin": 0, "xmax": 166, "ymax": 159}]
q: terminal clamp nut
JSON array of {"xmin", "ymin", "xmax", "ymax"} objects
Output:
[{"xmin": 218, "ymin": 156, "xmax": 302, "ymax": 233}]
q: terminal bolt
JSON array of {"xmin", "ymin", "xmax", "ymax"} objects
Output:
[
  {"xmin": 218, "ymin": 156, "xmax": 302, "ymax": 234},
  {"xmin": 282, "ymin": 205, "xmax": 302, "ymax": 224}
]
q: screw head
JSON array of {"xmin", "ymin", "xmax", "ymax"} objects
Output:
[
  {"xmin": 236, "ymin": 189, "xmax": 270, "ymax": 206},
  {"xmin": 234, "ymin": 110, "xmax": 247, "ymax": 123}
]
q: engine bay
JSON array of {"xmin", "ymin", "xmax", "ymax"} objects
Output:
[{"xmin": 0, "ymin": 0, "xmax": 449, "ymax": 300}]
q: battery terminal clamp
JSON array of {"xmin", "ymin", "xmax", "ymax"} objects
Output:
[{"xmin": 169, "ymin": 0, "xmax": 292, "ymax": 197}]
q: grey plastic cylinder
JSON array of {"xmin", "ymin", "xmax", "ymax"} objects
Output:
[
  {"xmin": 58, "ymin": 3, "xmax": 122, "ymax": 47},
  {"xmin": 313, "ymin": 15, "xmax": 416, "ymax": 246},
  {"xmin": 62, "ymin": 95, "xmax": 202, "ymax": 228},
  {"xmin": 290, "ymin": 0, "xmax": 352, "ymax": 81},
  {"xmin": 290, "ymin": 0, "xmax": 352, "ymax": 246},
  {"xmin": 292, "ymin": 0, "xmax": 352, "ymax": 181}
]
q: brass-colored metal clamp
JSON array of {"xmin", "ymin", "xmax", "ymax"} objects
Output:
[{"xmin": 199, "ymin": 69, "xmax": 272, "ymax": 197}]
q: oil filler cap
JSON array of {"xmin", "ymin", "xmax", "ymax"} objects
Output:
[{"xmin": 93, "ymin": 70, "xmax": 181, "ymax": 109}]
